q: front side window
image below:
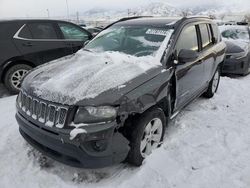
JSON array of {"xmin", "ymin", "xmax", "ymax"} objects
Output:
[
  {"xmin": 175, "ymin": 25, "xmax": 198, "ymax": 55},
  {"xmin": 27, "ymin": 23, "xmax": 58, "ymax": 39},
  {"xmin": 85, "ymin": 25, "xmax": 172, "ymax": 57},
  {"xmin": 58, "ymin": 23, "xmax": 89, "ymax": 40}
]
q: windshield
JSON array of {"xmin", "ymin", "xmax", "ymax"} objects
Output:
[
  {"xmin": 220, "ymin": 27, "xmax": 250, "ymax": 41},
  {"xmin": 85, "ymin": 25, "xmax": 172, "ymax": 57}
]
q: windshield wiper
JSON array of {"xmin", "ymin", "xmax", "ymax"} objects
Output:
[{"xmin": 82, "ymin": 48, "xmax": 92, "ymax": 52}]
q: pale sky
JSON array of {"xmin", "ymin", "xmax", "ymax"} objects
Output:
[{"xmin": 0, "ymin": 0, "xmax": 249, "ymax": 18}]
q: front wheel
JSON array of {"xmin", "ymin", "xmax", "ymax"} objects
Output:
[
  {"xmin": 126, "ymin": 107, "xmax": 166, "ymax": 166},
  {"xmin": 203, "ymin": 68, "xmax": 220, "ymax": 98}
]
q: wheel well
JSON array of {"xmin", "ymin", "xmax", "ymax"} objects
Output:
[
  {"xmin": 218, "ymin": 61, "xmax": 224, "ymax": 73},
  {"xmin": 1, "ymin": 60, "xmax": 35, "ymax": 82},
  {"xmin": 120, "ymin": 77, "xmax": 177, "ymax": 140}
]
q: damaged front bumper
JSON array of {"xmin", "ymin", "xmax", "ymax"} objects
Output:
[{"xmin": 16, "ymin": 112, "xmax": 130, "ymax": 168}]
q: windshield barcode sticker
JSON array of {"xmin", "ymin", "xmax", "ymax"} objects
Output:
[{"xmin": 146, "ymin": 29, "xmax": 169, "ymax": 36}]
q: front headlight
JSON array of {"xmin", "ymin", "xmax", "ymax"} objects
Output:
[{"xmin": 74, "ymin": 106, "xmax": 117, "ymax": 124}]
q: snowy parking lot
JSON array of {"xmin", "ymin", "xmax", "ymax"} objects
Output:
[
  {"xmin": 0, "ymin": 75, "xmax": 250, "ymax": 188},
  {"xmin": 0, "ymin": 83, "xmax": 9, "ymax": 98}
]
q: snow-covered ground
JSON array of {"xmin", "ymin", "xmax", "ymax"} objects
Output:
[
  {"xmin": 0, "ymin": 83, "xmax": 9, "ymax": 98},
  {"xmin": 0, "ymin": 75, "xmax": 250, "ymax": 188}
]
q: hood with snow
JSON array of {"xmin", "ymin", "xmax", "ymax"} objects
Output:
[
  {"xmin": 224, "ymin": 40, "xmax": 249, "ymax": 54},
  {"xmin": 22, "ymin": 50, "xmax": 163, "ymax": 106}
]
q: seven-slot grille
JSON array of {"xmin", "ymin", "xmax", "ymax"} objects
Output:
[{"xmin": 17, "ymin": 91, "xmax": 68, "ymax": 128}]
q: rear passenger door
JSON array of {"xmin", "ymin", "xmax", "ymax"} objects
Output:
[
  {"xmin": 56, "ymin": 22, "xmax": 91, "ymax": 54},
  {"xmin": 174, "ymin": 24, "xmax": 205, "ymax": 108},
  {"xmin": 198, "ymin": 23, "xmax": 215, "ymax": 83},
  {"xmin": 13, "ymin": 22, "xmax": 68, "ymax": 65}
]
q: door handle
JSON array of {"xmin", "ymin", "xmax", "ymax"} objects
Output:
[{"xmin": 22, "ymin": 42, "xmax": 33, "ymax": 47}]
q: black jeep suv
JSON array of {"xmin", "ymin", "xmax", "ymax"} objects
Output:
[
  {"xmin": 0, "ymin": 19, "xmax": 92, "ymax": 93},
  {"xmin": 16, "ymin": 17, "xmax": 226, "ymax": 168}
]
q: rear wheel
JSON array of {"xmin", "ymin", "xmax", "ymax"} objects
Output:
[
  {"xmin": 4, "ymin": 64, "xmax": 32, "ymax": 94},
  {"xmin": 127, "ymin": 107, "xmax": 166, "ymax": 166},
  {"xmin": 203, "ymin": 68, "xmax": 220, "ymax": 98}
]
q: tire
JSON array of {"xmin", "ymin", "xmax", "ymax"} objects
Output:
[
  {"xmin": 4, "ymin": 64, "xmax": 32, "ymax": 94},
  {"xmin": 126, "ymin": 107, "xmax": 167, "ymax": 166},
  {"xmin": 203, "ymin": 67, "xmax": 220, "ymax": 98},
  {"xmin": 242, "ymin": 61, "xmax": 250, "ymax": 76}
]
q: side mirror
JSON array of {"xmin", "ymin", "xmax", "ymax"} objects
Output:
[{"xmin": 178, "ymin": 49, "xmax": 199, "ymax": 64}]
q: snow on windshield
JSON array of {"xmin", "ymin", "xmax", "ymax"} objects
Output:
[
  {"xmin": 27, "ymin": 50, "xmax": 162, "ymax": 105},
  {"xmin": 85, "ymin": 26, "xmax": 174, "ymax": 58}
]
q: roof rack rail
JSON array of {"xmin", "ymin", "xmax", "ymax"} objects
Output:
[
  {"xmin": 183, "ymin": 16, "xmax": 211, "ymax": 19},
  {"xmin": 118, "ymin": 16, "xmax": 153, "ymax": 22},
  {"xmin": 103, "ymin": 16, "xmax": 153, "ymax": 30}
]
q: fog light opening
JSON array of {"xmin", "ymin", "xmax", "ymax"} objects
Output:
[{"xmin": 92, "ymin": 140, "xmax": 108, "ymax": 152}]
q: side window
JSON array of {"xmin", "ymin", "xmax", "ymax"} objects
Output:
[
  {"xmin": 18, "ymin": 25, "xmax": 32, "ymax": 39},
  {"xmin": 176, "ymin": 25, "xmax": 198, "ymax": 55},
  {"xmin": 199, "ymin": 24, "xmax": 212, "ymax": 48},
  {"xmin": 211, "ymin": 24, "xmax": 220, "ymax": 42},
  {"xmin": 207, "ymin": 24, "xmax": 212, "ymax": 42},
  {"xmin": 27, "ymin": 23, "xmax": 58, "ymax": 39},
  {"xmin": 58, "ymin": 23, "xmax": 89, "ymax": 40}
]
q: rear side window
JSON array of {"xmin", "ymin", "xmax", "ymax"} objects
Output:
[
  {"xmin": 176, "ymin": 25, "xmax": 198, "ymax": 54},
  {"xmin": 58, "ymin": 23, "xmax": 89, "ymax": 40},
  {"xmin": 199, "ymin": 24, "xmax": 212, "ymax": 48},
  {"xmin": 27, "ymin": 23, "xmax": 58, "ymax": 39},
  {"xmin": 18, "ymin": 25, "xmax": 32, "ymax": 39},
  {"xmin": 211, "ymin": 24, "xmax": 220, "ymax": 43}
]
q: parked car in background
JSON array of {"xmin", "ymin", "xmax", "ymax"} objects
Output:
[
  {"xmin": 219, "ymin": 25, "xmax": 250, "ymax": 75},
  {"xmin": 82, "ymin": 26, "xmax": 102, "ymax": 36},
  {"xmin": 0, "ymin": 19, "xmax": 92, "ymax": 94},
  {"xmin": 79, "ymin": 23, "xmax": 87, "ymax": 27},
  {"xmin": 16, "ymin": 17, "xmax": 226, "ymax": 168}
]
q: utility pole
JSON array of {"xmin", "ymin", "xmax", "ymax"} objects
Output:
[
  {"xmin": 65, "ymin": 0, "xmax": 70, "ymax": 21},
  {"xmin": 127, "ymin": 9, "xmax": 130, "ymax": 17},
  {"xmin": 46, "ymin": 9, "xmax": 50, "ymax": 18},
  {"xmin": 76, "ymin": 11, "xmax": 79, "ymax": 24}
]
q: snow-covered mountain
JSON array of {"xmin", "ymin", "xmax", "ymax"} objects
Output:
[
  {"xmin": 132, "ymin": 2, "xmax": 182, "ymax": 17},
  {"xmin": 81, "ymin": 2, "xmax": 183, "ymax": 20},
  {"xmin": 80, "ymin": 1, "xmax": 250, "ymax": 23}
]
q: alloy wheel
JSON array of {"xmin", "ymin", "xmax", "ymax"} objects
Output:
[
  {"xmin": 10, "ymin": 69, "xmax": 29, "ymax": 89},
  {"xmin": 140, "ymin": 118, "xmax": 163, "ymax": 158}
]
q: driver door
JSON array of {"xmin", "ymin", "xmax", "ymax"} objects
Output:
[{"xmin": 174, "ymin": 24, "xmax": 205, "ymax": 109}]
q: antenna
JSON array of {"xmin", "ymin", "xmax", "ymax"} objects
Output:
[
  {"xmin": 46, "ymin": 9, "xmax": 50, "ymax": 18},
  {"xmin": 65, "ymin": 0, "xmax": 70, "ymax": 21}
]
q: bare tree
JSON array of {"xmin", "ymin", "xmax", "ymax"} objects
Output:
[
  {"xmin": 209, "ymin": 14, "xmax": 216, "ymax": 20},
  {"xmin": 219, "ymin": 14, "xmax": 226, "ymax": 21},
  {"xmin": 244, "ymin": 14, "xmax": 250, "ymax": 23},
  {"xmin": 181, "ymin": 9, "xmax": 190, "ymax": 17}
]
